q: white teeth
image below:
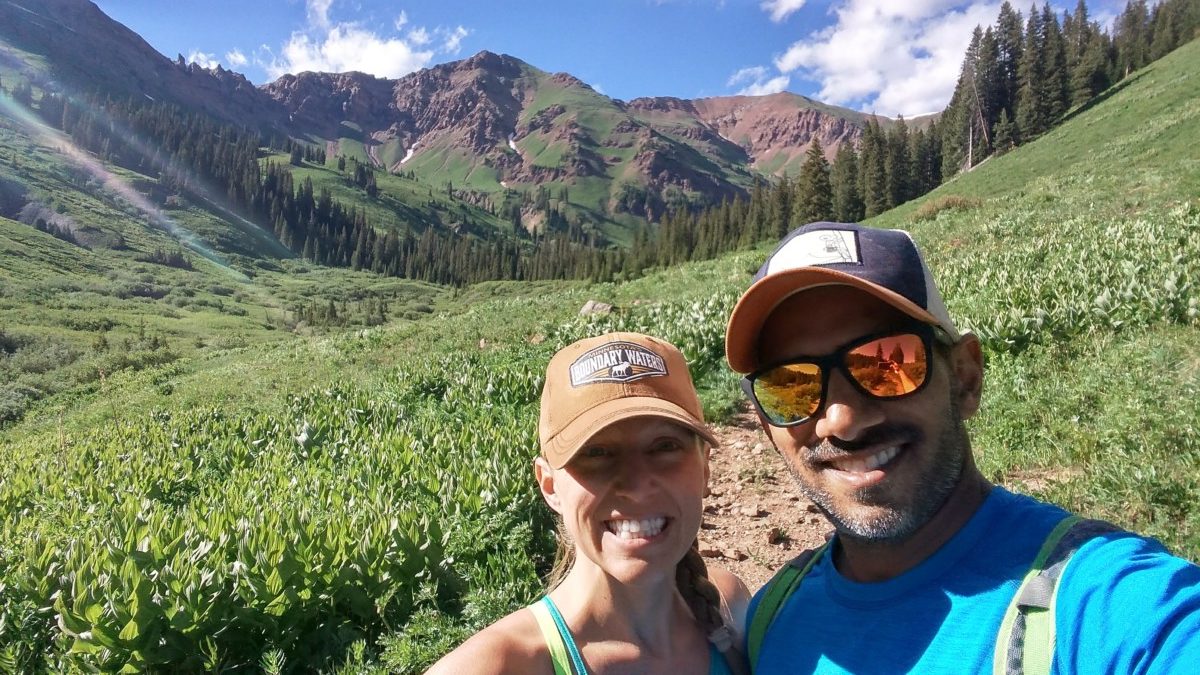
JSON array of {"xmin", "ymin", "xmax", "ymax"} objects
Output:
[
  {"xmin": 830, "ymin": 446, "xmax": 900, "ymax": 474},
  {"xmin": 607, "ymin": 517, "xmax": 666, "ymax": 540}
]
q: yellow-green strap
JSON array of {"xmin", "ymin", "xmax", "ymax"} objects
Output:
[
  {"xmin": 747, "ymin": 542, "xmax": 830, "ymax": 671},
  {"xmin": 530, "ymin": 599, "xmax": 574, "ymax": 675},
  {"xmin": 993, "ymin": 515, "xmax": 1081, "ymax": 675}
]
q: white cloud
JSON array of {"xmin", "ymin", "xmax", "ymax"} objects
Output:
[
  {"xmin": 225, "ymin": 49, "xmax": 248, "ymax": 67},
  {"xmin": 728, "ymin": 66, "xmax": 768, "ymax": 87},
  {"xmin": 761, "ymin": 0, "xmax": 807, "ymax": 23},
  {"xmin": 438, "ymin": 26, "xmax": 470, "ymax": 54},
  {"xmin": 740, "ymin": 75, "xmax": 791, "ymax": 96},
  {"xmin": 772, "ymin": 0, "xmax": 999, "ymax": 116},
  {"xmin": 259, "ymin": 4, "xmax": 467, "ymax": 80},
  {"xmin": 267, "ymin": 25, "xmax": 435, "ymax": 78},
  {"xmin": 408, "ymin": 27, "xmax": 431, "ymax": 46},
  {"xmin": 187, "ymin": 50, "xmax": 220, "ymax": 69},
  {"xmin": 307, "ymin": 0, "xmax": 334, "ymax": 29},
  {"xmin": 728, "ymin": 65, "xmax": 790, "ymax": 96}
]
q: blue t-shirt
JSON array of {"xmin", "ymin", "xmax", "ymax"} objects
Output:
[{"xmin": 747, "ymin": 487, "xmax": 1200, "ymax": 674}]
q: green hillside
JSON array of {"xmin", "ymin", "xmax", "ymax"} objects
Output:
[{"xmin": 1, "ymin": 38, "xmax": 1198, "ymax": 674}]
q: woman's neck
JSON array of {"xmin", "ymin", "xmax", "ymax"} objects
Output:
[{"xmin": 550, "ymin": 560, "xmax": 693, "ymax": 655}]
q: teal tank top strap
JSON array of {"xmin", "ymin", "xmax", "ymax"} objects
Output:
[
  {"xmin": 529, "ymin": 598, "xmax": 575, "ymax": 675},
  {"xmin": 532, "ymin": 596, "xmax": 590, "ymax": 675},
  {"xmin": 532, "ymin": 595, "xmax": 733, "ymax": 675}
]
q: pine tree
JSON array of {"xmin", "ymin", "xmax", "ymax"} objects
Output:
[
  {"xmin": 993, "ymin": 109, "xmax": 1017, "ymax": 154},
  {"xmin": 1041, "ymin": 3, "xmax": 1070, "ymax": 120},
  {"xmin": 941, "ymin": 24, "xmax": 1002, "ymax": 176},
  {"xmin": 831, "ymin": 142, "xmax": 864, "ymax": 222},
  {"xmin": 884, "ymin": 118, "xmax": 913, "ymax": 208},
  {"xmin": 939, "ymin": 83, "xmax": 968, "ymax": 179},
  {"xmin": 1016, "ymin": 5, "xmax": 1047, "ymax": 139},
  {"xmin": 1065, "ymin": 0, "xmax": 1090, "ymax": 65},
  {"xmin": 794, "ymin": 138, "xmax": 833, "ymax": 225},
  {"xmin": 860, "ymin": 119, "xmax": 888, "ymax": 217},
  {"xmin": 996, "ymin": 2, "xmax": 1025, "ymax": 119},
  {"xmin": 976, "ymin": 27, "xmax": 1003, "ymax": 134},
  {"xmin": 1070, "ymin": 30, "xmax": 1111, "ymax": 107},
  {"xmin": 1114, "ymin": 0, "xmax": 1151, "ymax": 78},
  {"xmin": 910, "ymin": 125, "xmax": 943, "ymax": 196},
  {"xmin": 769, "ymin": 174, "xmax": 793, "ymax": 237}
]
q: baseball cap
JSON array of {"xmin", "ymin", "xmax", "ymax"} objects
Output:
[
  {"xmin": 726, "ymin": 221, "xmax": 962, "ymax": 374},
  {"xmin": 539, "ymin": 332, "xmax": 719, "ymax": 469}
]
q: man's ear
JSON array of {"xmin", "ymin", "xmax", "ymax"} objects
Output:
[
  {"xmin": 534, "ymin": 456, "xmax": 563, "ymax": 514},
  {"xmin": 950, "ymin": 333, "xmax": 985, "ymax": 419}
]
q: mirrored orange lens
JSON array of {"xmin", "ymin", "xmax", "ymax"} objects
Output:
[
  {"xmin": 846, "ymin": 334, "xmax": 927, "ymax": 397},
  {"xmin": 753, "ymin": 362, "xmax": 822, "ymax": 424}
]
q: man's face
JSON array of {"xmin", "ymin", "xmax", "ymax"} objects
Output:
[{"xmin": 754, "ymin": 286, "xmax": 980, "ymax": 543}]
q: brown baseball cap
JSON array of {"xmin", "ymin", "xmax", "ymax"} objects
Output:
[{"xmin": 539, "ymin": 332, "xmax": 719, "ymax": 469}]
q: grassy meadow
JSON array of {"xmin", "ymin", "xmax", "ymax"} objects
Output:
[{"xmin": 1, "ymin": 39, "xmax": 1198, "ymax": 674}]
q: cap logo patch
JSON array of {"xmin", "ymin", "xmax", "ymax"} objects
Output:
[
  {"xmin": 569, "ymin": 341, "xmax": 668, "ymax": 386},
  {"xmin": 767, "ymin": 229, "xmax": 861, "ymax": 274}
]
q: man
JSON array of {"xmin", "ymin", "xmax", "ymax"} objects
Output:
[{"xmin": 724, "ymin": 221, "xmax": 1200, "ymax": 673}]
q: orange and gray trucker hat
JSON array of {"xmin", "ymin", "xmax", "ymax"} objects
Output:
[
  {"xmin": 539, "ymin": 332, "xmax": 719, "ymax": 469},
  {"xmin": 726, "ymin": 222, "xmax": 962, "ymax": 374}
]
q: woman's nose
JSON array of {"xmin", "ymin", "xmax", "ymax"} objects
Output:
[{"xmin": 611, "ymin": 452, "xmax": 656, "ymax": 495}]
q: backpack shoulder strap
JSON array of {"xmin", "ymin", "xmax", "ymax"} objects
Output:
[
  {"xmin": 993, "ymin": 516, "xmax": 1121, "ymax": 675},
  {"xmin": 747, "ymin": 540, "xmax": 831, "ymax": 672}
]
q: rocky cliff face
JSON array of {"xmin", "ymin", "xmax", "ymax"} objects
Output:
[
  {"xmin": 631, "ymin": 92, "xmax": 868, "ymax": 174},
  {"xmin": 263, "ymin": 72, "xmax": 395, "ymax": 136},
  {"xmin": 390, "ymin": 50, "xmax": 526, "ymax": 151}
]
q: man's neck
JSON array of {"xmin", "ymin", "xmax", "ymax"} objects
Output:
[{"xmin": 833, "ymin": 469, "xmax": 993, "ymax": 582}]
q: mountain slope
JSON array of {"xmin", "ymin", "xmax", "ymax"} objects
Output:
[
  {"xmin": 1, "ymin": 0, "xmax": 895, "ymax": 248},
  {"xmin": 0, "ymin": 0, "xmax": 288, "ymax": 131}
]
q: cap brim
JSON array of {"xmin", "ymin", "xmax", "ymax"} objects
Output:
[
  {"xmin": 725, "ymin": 267, "xmax": 946, "ymax": 373},
  {"xmin": 543, "ymin": 396, "xmax": 720, "ymax": 469}
]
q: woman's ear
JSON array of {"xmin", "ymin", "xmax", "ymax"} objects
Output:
[
  {"xmin": 701, "ymin": 438, "xmax": 712, "ymax": 489},
  {"xmin": 534, "ymin": 456, "xmax": 563, "ymax": 514}
]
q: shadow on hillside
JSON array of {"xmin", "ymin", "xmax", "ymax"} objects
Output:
[{"xmin": 1058, "ymin": 71, "xmax": 1146, "ymax": 126}]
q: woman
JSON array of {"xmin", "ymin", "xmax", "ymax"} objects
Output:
[{"xmin": 429, "ymin": 332, "xmax": 750, "ymax": 674}]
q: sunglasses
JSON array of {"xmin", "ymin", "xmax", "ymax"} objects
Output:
[{"xmin": 742, "ymin": 326, "xmax": 949, "ymax": 427}]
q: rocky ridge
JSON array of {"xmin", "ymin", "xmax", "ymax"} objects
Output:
[{"xmin": 3, "ymin": 0, "xmax": 894, "ymax": 221}]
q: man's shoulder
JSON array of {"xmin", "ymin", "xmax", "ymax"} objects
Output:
[
  {"xmin": 1063, "ymin": 525, "xmax": 1197, "ymax": 588},
  {"xmin": 1052, "ymin": 523, "xmax": 1200, "ymax": 671}
]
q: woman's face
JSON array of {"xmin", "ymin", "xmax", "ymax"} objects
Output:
[{"xmin": 537, "ymin": 417, "xmax": 710, "ymax": 584}]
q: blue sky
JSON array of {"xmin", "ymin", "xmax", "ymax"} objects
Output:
[{"xmin": 92, "ymin": 0, "xmax": 1126, "ymax": 117}]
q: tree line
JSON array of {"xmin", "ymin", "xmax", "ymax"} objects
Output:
[
  {"xmin": 941, "ymin": 0, "xmax": 1198, "ymax": 170},
  {"xmin": 27, "ymin": 92, "xmax": 625, "ymax": 284},
  {"xmin": 644, "ymin": 0, "xmax": 1197, "ymax": 267}
]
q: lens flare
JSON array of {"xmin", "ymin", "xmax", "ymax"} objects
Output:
[{"xmin": 0, "ymin": 87, "xmax": 250, "ymax": 281}]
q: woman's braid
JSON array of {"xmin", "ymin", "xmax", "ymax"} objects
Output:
[{"xmin": 676, "ymin": 540, "xmax": 731, "ymax": 649}]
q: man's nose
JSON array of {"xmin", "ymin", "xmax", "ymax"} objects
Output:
[{"xmin": 813, "ymin": 370, "xmax": 885, "ymax": 443}]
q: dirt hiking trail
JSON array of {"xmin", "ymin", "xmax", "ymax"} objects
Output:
[{"xmin": 701, "ymin": 406, "xmax": 833, "ymax": 590}]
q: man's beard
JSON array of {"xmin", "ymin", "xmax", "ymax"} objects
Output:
[{"xmin": 784, "ymin": 396, "xmax": 970, "ymax": 544}]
